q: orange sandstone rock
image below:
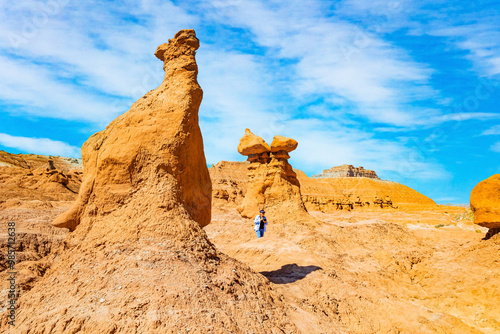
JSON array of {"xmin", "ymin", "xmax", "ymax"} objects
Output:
[
  {"xmin": 52, "ymin": 29, "xmax": 211, "ymax": 232},
  {"xmin": 236, "ymin": 130, "xmax": 310, "ymax": 222},
  {"xmin": 270, "ymin": 135, "xmax": 298, "ymax": 153},
  {"xmin": 470, "ymin": 174, "xmax": 500, "ymax": 238},
  {"xmin": 296, "ymin": 169, "xmax": 437, "ymax": 211},
  {"xmin": 237, "ymin": 128, "xmax": 271, "ymax": 155}
]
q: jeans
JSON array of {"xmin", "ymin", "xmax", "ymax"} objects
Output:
[{"xmin": 256, "ymin": 229, "xmax": 264, "ymax": 238}]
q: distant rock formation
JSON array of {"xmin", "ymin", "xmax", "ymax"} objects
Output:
[
  {"xmin": 208, "ymin": 159, "xmax": 436, "ymax": 214},
  {"xmin": 313, "ymin": 164, "xmax": 380, "ymax": 179},
  {"xmin": 296, "ymin": 169, "xmax": 437, "ymax": 211},
  {"xmin": 236, "ymin": 129, "xmax": 309, "ymax": 221},
  {"xmin": 209, "ymin": 161, "xmax": 248, "ymax": 207},
  {"xmin": 0, "ymin": 151, "xmax": 82, "ymax": 202},
  {"xmin": 470, "ymin": 174, "xmax": 500, "ymax": 239},
  {"xmin": 0, "ymin": 150, "xmax": 82, "ymax": 170},
  {"xmin": 1, "ymin": 30, "xmax": 297, "ymax": 333}
]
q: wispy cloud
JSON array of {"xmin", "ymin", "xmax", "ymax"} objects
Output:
[
  {"xmin": 0, "ymin": 133, "xmax": 80, "ymax": 157},
  {"xmin": 491, "ymin": 141, "xmax": 500, "ymax": 153},
  {"xmin": 430, "ymin": 23, "xmax": 500, "ymax": 77},
  {"xmin": 201, "ymin": 0, "xmax": 440, "ymax": 127},
  {"xmin": 0, "ymin": 0, "xmax": 195, "ymax": 125},
  {"xmin": 482, "ymin": 124, "xmax": 500, "ymax": 136}
]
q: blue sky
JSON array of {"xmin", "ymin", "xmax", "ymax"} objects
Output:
[{"xmin": 0, "ymin": 0, "xmax": 499, "ymax": 204}]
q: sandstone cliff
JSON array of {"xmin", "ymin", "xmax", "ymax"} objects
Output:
[
  {"xmin": 208, "ymin": 160, "xmax": 436, "ymax": 213},
  {"xmin": 0, "ymin": 30, "xmax": 297, "ymax": 333}
]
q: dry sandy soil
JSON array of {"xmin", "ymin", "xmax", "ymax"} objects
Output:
[{"xmin": 205, "ymin": 206, "xmax": 499, "ymax": 333}]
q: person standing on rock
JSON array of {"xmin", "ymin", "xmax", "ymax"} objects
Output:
[{"xmin": 254, "ymin": 210, "xmax": 268, "ymax": 238}]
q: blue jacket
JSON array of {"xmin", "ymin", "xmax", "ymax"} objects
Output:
[{"xmin": 254, "ymin": 215, "xmax": 268, "ymax": 231}]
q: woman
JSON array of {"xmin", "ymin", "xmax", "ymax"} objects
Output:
[{"xmin": 254, "ymin": 210, "xmax": 268, "ymax": 238}]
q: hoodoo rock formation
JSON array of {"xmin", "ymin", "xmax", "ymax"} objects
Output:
[
  {"xmin": 0, "ymin": 30, "xmax": 297, "ymax": 333},
  {"xmin": 470, "ymin": 174, "xmax": 500, "ymax": 239},
  {"xmin": 312, "ymin": 164, "xmax": 380, "ymax": 179},
  {"xmin": 52, "ymin": 30, "xmax": 211, "ymax": 232},
  {"xmin": 236, "ymin": 129, "xmax": 309, "ymax": 221}
]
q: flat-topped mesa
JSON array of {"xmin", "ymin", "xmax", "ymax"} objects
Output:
[
  {"xmin": 237, "ymin": 129, "xmax": 308, "ymax": 221},
  {"xmin": 313, "ymin": 164, "xmax": 380, "ymax": 179},
  {"xmin": 470, "ymin": 174, "xmax": 500, "ymax": 240}
]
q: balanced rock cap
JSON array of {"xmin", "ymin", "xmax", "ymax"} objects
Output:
[
  {"xmin": 271, "ymin": 135, "xmax": 298, "ymax": 153},
  {"xmin": 237, "ymin": 128, "xmax": 271, "ymax": 156}
]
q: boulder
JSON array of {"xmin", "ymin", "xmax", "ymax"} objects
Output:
[
  {"xmin": 270, "ymin": 135, "xmax": 298, "ymax": 153},
  {"xmin": 471, "ymin": 174, "xmax": 500, "ymax": 231}
]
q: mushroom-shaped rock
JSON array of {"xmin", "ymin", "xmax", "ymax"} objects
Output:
[
  {"xmin": 271, "ymin": 135, "xmax": 298, "ymax": 153},
  {"xmin": 237, "ymin": 128, "xmax": 270, "ymax": 155},
  {"xmin": 471, "ymin": 174, "xmax": 500, "ymax": 230}
]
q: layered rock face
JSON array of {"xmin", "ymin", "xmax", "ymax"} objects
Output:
[
  {"xmin": 470, "ymin": 174, "xmax": 500, "ymax": 239},
  {"xmin": 0, "ymin": 30, "xmax": 297, "ymax": 333},
  {"xmin": 209, "ymin": 161, "xmax": 248, "ymax": 207},
  {"xmin": 312, "ymin": 164, "xmax": 380, "ymax": 179},
  {"xmin": 297, "ymin": 169, "xmax": 437, "ymax": 211},
  {"xmin": 236, "ymin": 129, "xmax": 309, "ymax": 221}
]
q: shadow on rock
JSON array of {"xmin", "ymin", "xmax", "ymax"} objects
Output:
[{"xmin": 260, "ymin": 263, "xmax": 322, "ymax": 284}]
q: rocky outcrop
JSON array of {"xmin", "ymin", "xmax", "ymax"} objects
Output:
[
  {"xmin": 209, "ymin": 161, "xmax": 436, "ymax": 213},
  {"xmin": 313, "ymin": 164, "xmax": 380, "ymax": 179},
  {"xmin": 470, "ymin": 174, "xmax": 500, "ymax": 239},
  {"xmin": 237, "ymin": 128, "xmax": 271, "ymax": 156},
  {"xmin": 0, "ymin": 30, "xmax": 298, "ymax": 333},
  {"xmin": 270, "ymin": 136, "xmax": 298, "ymax": 153},
  {"xmin": 236, "ymin": 130, "xmax": 309, "ymax": 221}
]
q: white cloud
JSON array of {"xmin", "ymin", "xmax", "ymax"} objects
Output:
[
  {"xmin": 491, "ymin": 142, "xmax": 500, "ymax": 153},
  {"xmin": 0, "ymin": 133, "xmax": 80, "ymax": 157},
  {"xmin": 482, "ymin": 125, "xmax": 500, "ymax": 136},
  {"xmin": 429, "ymin": 112, "xmax": 500, "ymax": 124},
  {"xmin": 0, "ymin": 0, "xmax": 494, "ymax": 188},
  {"xmin": 0, "ymin": 0, "xmax": 195, "ymax": 124},
  {"xmin": 0, "ymin": 55, "xmax": 124, "ymax": 125},
  {"xmin": 200, "ymin": 0, "xmax": 441, "ymax": 127},
  {"xmin": 430, "ymin": 23, "xmax": 500, "ymax": 77}
]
